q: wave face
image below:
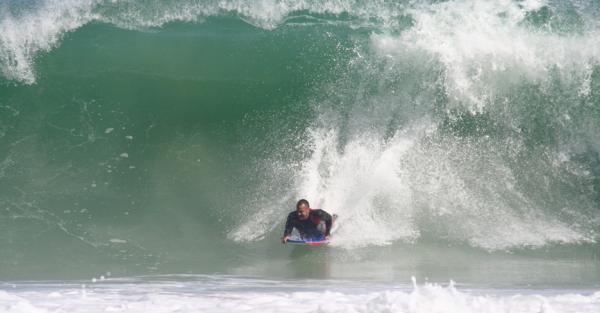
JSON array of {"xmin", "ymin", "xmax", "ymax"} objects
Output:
[{"xmin": 1, "ymin": 0, "xmax": 600, "ymax": 281}]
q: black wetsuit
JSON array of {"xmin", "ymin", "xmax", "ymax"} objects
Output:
[{"xmin": 283, "ymin": 209, "xmax": 333, "ymax": 238}]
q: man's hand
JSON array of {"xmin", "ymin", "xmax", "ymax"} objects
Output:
[
  {"xmin": 281, "ymin": 235, "xmax": 290, "ymax": 244},
  {"xmin": 325, "ymin": 235, "xmax": 331, "ymax": 241}
]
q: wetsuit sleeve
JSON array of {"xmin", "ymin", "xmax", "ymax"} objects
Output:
[
  {"xmin": 283, "ymin": 213, "xmax": 294, "ymax": 237},
  {"xmin": 316, "ymin": 209, "xmax": 333, "ymax": 236}
]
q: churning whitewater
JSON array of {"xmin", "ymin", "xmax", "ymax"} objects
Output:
[{"xmin": 2, "ymin": 276, "xmax": 600, "ymax": 313}]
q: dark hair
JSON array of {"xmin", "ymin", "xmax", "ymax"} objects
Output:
[{"xmin": 296, "ymin": 199, "xmax": 310, "ymax": 209}]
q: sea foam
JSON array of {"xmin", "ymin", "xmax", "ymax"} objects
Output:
[{"xmin": 0, "ymin": 276, "xmax": 599, "ymax": 313}]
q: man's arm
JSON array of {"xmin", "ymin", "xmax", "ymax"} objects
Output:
[
  {"xmin": 283, "ymin": 213, "xmax": 294, "ymax": 237},
  {"xmin": 315, "ymin": 209, "xmax": 333, "ymax": 236},
  {"xmin": 281, "ymin": 213, "xmax": 295, "ymax": 244}
]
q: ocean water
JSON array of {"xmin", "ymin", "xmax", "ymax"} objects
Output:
[{"xmin": 1, "ymin": 0, "xmax": 600, "ymax": 311}]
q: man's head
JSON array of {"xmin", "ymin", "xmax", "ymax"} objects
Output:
[{"xmin": 296, "ymin": 199, "xmax": 310, "ymax": 220}]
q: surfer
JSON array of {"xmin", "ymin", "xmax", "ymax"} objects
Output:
[{"xmin": 281, "ymin": 199, "xmax": 333, "ymax": 244}]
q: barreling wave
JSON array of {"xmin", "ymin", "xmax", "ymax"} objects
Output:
[{"xmin": 1, "ymin": 0, "xmax": 600, "ymax": 279}]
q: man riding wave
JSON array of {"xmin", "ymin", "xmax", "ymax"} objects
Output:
[{"xmin": 281, "ymin": 199, "xmax": 333, "ymax": 244}]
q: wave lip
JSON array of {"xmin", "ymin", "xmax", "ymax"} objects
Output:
[
  {"xmin": 0, "ymin": 0, "xmax": 98, "ymax": 84},
  {"xmin": 4, "ymin": 0, "xmax": 599, "ymax": 86},
  {"xmin": 0, "ymin": 0, "xmax": 402, "ymax": 84},
  {"xmin": 373, "ymin": 0, "xmax": 600, "ymax": 112}
]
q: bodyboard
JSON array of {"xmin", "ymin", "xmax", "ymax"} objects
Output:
[{"xmin": 285, "ymin": 214, "xmax": 337, "ymax": 246}]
